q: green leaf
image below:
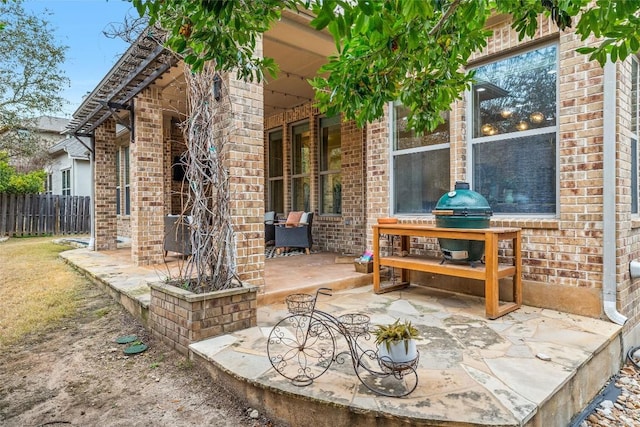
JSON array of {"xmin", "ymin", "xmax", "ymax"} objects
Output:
[
  {"xmin": 311, "ymin": 12, "xmax": 332, "ymax": 31},
  {"xmin": 631, "ymin": 36, "xmax": 640, "ymax": 53},
  {"xmin": 358, "ymin": 0, "xmax": 374, "ymax": 16}
]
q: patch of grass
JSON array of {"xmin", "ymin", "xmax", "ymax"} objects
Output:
[
  {"xmin": 94, "ymin": 307, "xmax": 111, "ymax": 318},
  {"xmin": 0, "ymin": 237, "xmax": 85, "ymax": 347},
  {"xmin": 150, "ymin": 353, "xmax": 166, "ymax": 369},
  {"xmin": 176, "ymin": 358, "xmax": 193, "ymax": 370}
]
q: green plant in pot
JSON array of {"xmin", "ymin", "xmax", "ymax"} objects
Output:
[{"xmin": 373, "ymin": 318, "xmax": 420, "ymax": 365}]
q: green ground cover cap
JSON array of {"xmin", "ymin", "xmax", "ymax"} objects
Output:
[
  {"xmin": 124, "ymin": 343, "xmax": 148, "ymax": 355},
  {"xmin": 115, "ymin": 335, "xmax": 137, "ymax": 344}
]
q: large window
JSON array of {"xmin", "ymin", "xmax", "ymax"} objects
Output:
[
  {"xmin": 124, "ymin": 147, "xmax": 130, "ymax": 215},
  {"xmin": 46, "ymin": 173, "xmax": 53, "ymax": 195},
  {"xmin": 391, "ymin": 103, "xmax": 450, "ymax": 214},
  {"xmin": 291, "ymin": 122, "xmax": 310, "ymax": 211},
  {"xmin": 116, "ymin": 146, "xmax": 131, "ymax": 216},
  {"xmin": 116, "ymin": 151, "xmax": 121, "ymax": 214},
  {"xmin": 471, "ymin": 44, "xmax": 557, "ymax": 215},
  {"xmin": 61, "ymin": 169, "xmax": 71, "ymax": 196},
  {"xmin": 268, "ymin": 130, "xmax": 284, "ymax": 214},
  {"xmin": 319, "ymin": 116, "xmax": 341, "ymax": 215},
  {"xmin": 631, "ymin": 56, "xmax": 639, "ymax": 214}
]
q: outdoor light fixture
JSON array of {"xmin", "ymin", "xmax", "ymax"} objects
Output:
[
  {"xmin": 213, "ymin": 73, "xmax": 222, "ymax": 101},
  {"xmin": 516, "ymin": 121, "xmax": 529, "ymax": 131},
  {"xmin": 530, "ymin": 112, "xmax": 545, "ymax": 123}
]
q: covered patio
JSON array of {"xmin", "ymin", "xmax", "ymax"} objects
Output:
[{"xmin": 59, "ymin": 242, "xmax": 372, "ymax": 314}]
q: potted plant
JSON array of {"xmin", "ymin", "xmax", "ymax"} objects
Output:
[{"xmin": 373, "ymin": 319, "xmax": 420, "ymax": 365}]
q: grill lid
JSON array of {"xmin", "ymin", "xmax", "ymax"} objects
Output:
[{"xmin": 432, "ymin": 182, "xmax": 492, "ymax": 217}]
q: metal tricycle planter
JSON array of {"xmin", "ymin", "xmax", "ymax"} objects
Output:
[{"xmin": 267, "ymin": 288, "xmax": 419, "ymax": 397}]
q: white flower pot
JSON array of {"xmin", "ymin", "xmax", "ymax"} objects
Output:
[{"xmin": 377, "ymin": 339, "xmax": 417, "ymax": 365}]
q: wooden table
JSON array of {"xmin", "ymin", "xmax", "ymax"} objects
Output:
[{"xmin": 373, "ymin": 224, "xmax": 522, "ymax": 319}]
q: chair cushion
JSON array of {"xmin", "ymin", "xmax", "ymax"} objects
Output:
[
  {"xmin": 300, "ymin": 212, "xmax": 309, "ymax": 224},
  {"xmin": 264, "ymin": 211, "xmax": 275, "ymax": 224},
  {"xmin": 286, "ymin": 211, "xmax": 304, "ymax": 226}
]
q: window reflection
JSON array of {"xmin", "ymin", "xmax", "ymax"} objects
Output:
[
  {"xmin": 472, "ymin": 46, "xmax": 557, "ymax": 138},
  {"xmin": 471, "ymin": 44, "xmax": 557, "ymax": 215}
]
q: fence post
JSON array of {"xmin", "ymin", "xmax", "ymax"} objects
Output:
[{"xmin": 0, "ymin": 193, "xmax": 7, "ymax": 236}]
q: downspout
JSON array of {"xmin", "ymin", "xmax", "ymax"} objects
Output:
[
  {"xmin": 603, "ymin": 58, "xmax": 627, "ymax": 325},
  {"xmin": 73, "ymin": 133, "xmax": 95, "ymax": 250},
  {"xmin": 88, "ymin": 134, "xmax": 95, "ymax": 250}
]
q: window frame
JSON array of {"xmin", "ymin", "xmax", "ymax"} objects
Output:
[
  {"xmin": 267, "ymin": 128, "xmax": 284, "ymax": 214},
  {"xmin": 389, "ymin": 101, "xmax": 451, "ymax": 216},
  {"xmin": 631, "ymin": 55, "xmax": 640, "ymax": 215},
  {"xmin": 466, "ymin": 42, "xmax": 560, "ymax": 217},
  {"xmin": 124, "ymin": 146, "xmax": 130, "ymax": 216},
  {"xmin": 46, "ymin": 173, "xmax": 53, "ymax": 195},
  {"xmin": 61, "ymin": 169, "xmax": 71, "ymax": 196},
  {"xmin": 116, "ymin": 150, "xmax": 121, "ymax": 215},
  {"xmin": 290, "ymin": 120, "xmax": 311, "ymax": 212},
  {"xmin": 318, "ymin": 115, "xmax": 342, "ymax": 216}
]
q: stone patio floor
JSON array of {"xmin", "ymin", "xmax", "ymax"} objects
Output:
[{"xmin": 58, "ymin": 243, "xmax": 624, "ymax": 426}]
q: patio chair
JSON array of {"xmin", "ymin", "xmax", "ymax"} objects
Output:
[
  {"xmin": 164, "ymin": 215, "xmax": 192, "ymax": 256},
  {"xmin": 265, "ymin": 211, "xmax": 276, "ymax": 245},
  {"xmin": 275, "ymin": 211, "xmax": 314, "ymax": 254}
]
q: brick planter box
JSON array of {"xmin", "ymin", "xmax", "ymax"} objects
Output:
[{"xmin": 149, "ymin": 281, "xmax": 258, "ymax": 355}]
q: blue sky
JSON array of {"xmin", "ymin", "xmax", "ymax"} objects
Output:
[{"xmin": 23, "ymin": 0, "xmax": 135, "ymax": 117}]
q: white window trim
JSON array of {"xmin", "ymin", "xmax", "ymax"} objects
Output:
[
  {"xmin": 61, "ymin": 168, "xmax": 71, "ymax": 196},
  {"xmin": 631, "ymin": 55, "xmax": 640, "ymax": 216},
  {"xmin": 389, "ymin": 102, "xmax": 451, "ymax": 216},
  {"xmin": 290, "ymin": 120, "xmax": 310, "ymax": 211},
  {"xmin": 267, "ymin": 129, "xmax": 284, "ymax": 213},
  {"xmin": 318, "ymin": 115, "xmax": 342, "ymax": 216}
]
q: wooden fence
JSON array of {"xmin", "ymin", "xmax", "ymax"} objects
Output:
[{"xmin": 0, "ymin": 193, "xmax": 91, "ymax": 237}]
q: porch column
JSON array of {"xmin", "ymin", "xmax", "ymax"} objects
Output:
[
  {"xmin": 93, "ymin": 117, "xmax": 117, "ymax": 250},
  {"xmin": 222, "ymin": 68, "xmax": 265, "ymax": 286},
  {"xmin": 365, "ymin": 108, "xmax": 391, "ymax": 249},
  {"xmin": 131, "ymin": 86, "xmax": 165, "ymax": 265}
]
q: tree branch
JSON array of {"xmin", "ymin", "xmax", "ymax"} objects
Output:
[{"xmin": 429, "ymin": 0, "xmax": 464, "ymax": 37}]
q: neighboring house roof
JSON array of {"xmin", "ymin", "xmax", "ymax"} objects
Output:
[
  {"xmin": 31, "ymin": 116, "xmax": 69, "ymax": 134},
  {"xmin": 48, "ymin": 136, "xmax": 90, "ymax": 160},
  {"xmin": 66, "ymin": 27, "xmax": 175, "ymax": 136},
  {"xmin": 0, "ymin": 115, "xmax": 69, "ymax": 136}
]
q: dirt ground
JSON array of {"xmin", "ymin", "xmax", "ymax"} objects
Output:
[{"xmin": 0, "ymin": 281, "xmax": 285, "ymax": 427}]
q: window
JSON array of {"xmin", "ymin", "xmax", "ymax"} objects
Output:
[
  {"xmin": 291, "ymin": 122, "xmax": 310, "ymax": 211},
  {"xmin": 116, "ymin": 146, "xmax": 131, "ymax": 216},
  {"xmin": 61, "ymin": 169, "xmax": 71, "ymax": 196},
  {"xmin": 116, "ymin": 152, "xmax": 121, "ymax": 215},
  {"xmin": 268, "ymin": 130, "xmax": 284, "ymax": 214},
  {"xmin": 124, "ymin": 147, "xmax": 130, "ymax": 215},
  {"xmin": 45, "ymin": 173, "xmax": 53, "ymax": 194},
  {"xmin": 319, "ymin": 116, "xmax": 342, "ymax": 214},
  {"xmin": 470, "ymin": 44, "xmax": 557, "ymax": 215},
  {"xmin": 631, "ymin": 56, "xmax": 639, "ymax": 214},
  {"xmin": 391, "ymin": 103, "xmax": 450, "ymax": 214}
]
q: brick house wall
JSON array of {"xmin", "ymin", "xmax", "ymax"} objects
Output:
[
  {"xmin": 225, "ymin": 69, "xmax": 265, "ymax": 286},
  {"xmin": 93, "ymin": 117, "xmax": 118, "ymax": 250},
  {"xmin": 617, "ymin": 56, "xmax": 640, "ymax": 336},
  {"xmin": 363, "ymin": 14, "xmax": 636, "ymax": 321},
  {"xmin": 164, "ymin": 116, "xmax": 188, "ymax": 215},
  {"xmin": 264, "ymin": 104, "xmax": 367, "ymax": 256},
  {"xmin": 130, "ymin": 86, "xmax": 165, "ymax": 265}
]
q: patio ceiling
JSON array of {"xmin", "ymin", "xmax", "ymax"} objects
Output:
[
  {"xmin": 262, "ymin": 10, "xmax": 335, "ymax": 117},
  {"xmin": 66, "ymin": 10, "xmax": 335, "ymax": 137}
]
